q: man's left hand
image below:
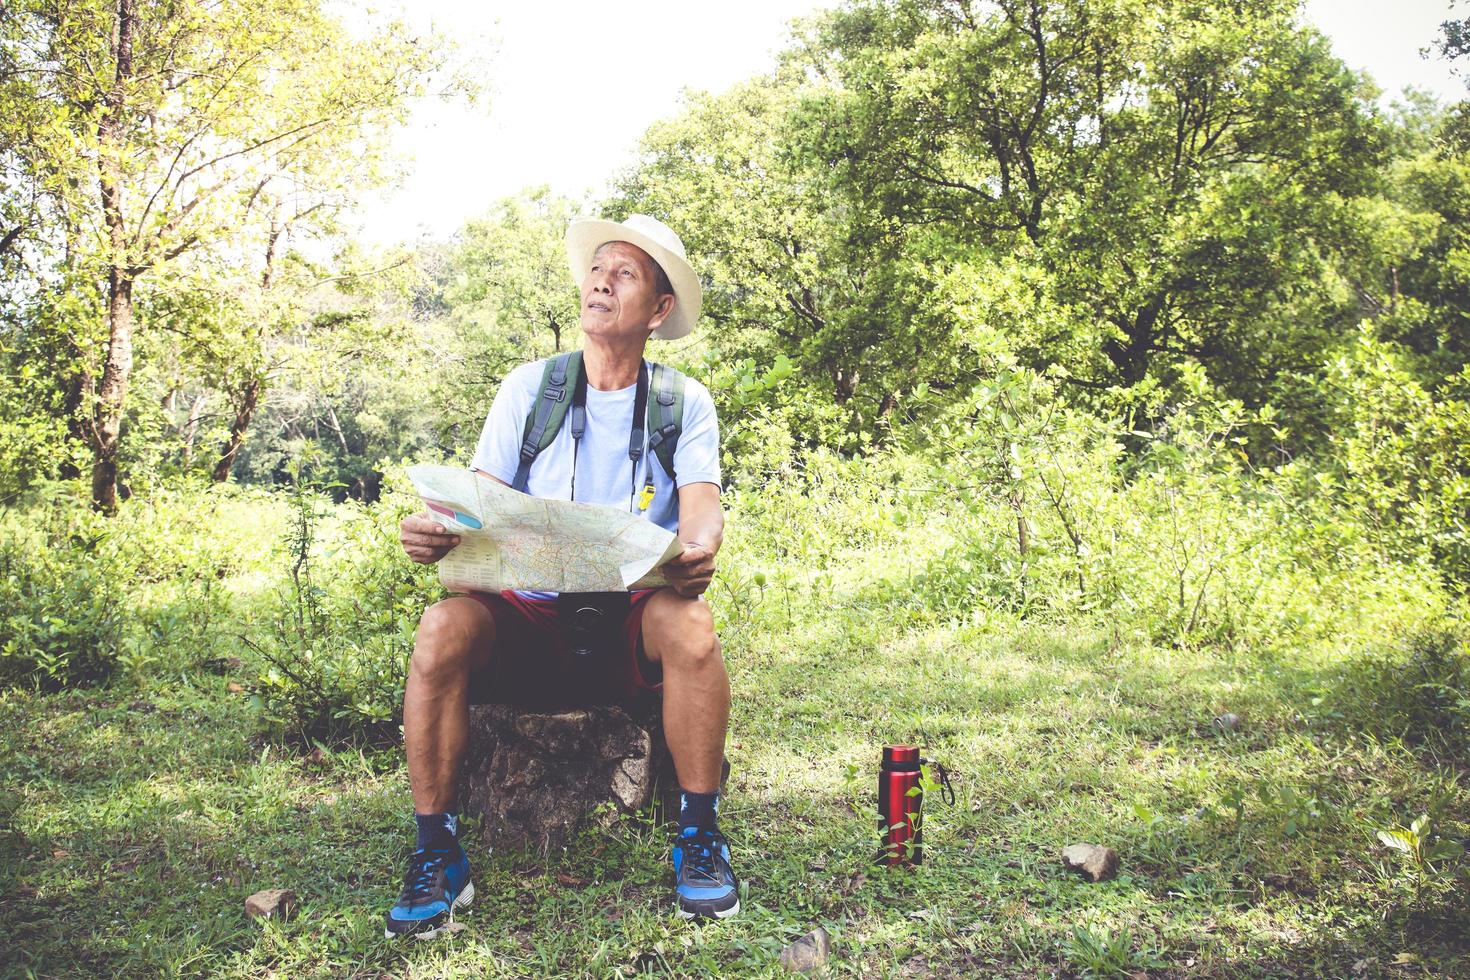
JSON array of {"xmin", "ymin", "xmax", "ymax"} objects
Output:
[{"xmin": 664, "ymin": 541, "xmax": 716, "ymax": 598}]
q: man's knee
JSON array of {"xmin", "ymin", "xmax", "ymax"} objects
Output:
[
  {"xmin": 647, "ymin": 594, "xmax": 720, "ymax": 670},
  {"xmin": 411, "ymin": 597, "xmax": 495, "ymax": 681}
]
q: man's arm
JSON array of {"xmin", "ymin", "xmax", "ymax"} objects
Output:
[{"xmin": 663, "ymin": 481, "xmax": 724, "ymax": 598}]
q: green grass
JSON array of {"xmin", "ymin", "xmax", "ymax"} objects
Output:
[{"xmin": 3, "ymin": 583, "xmax": 1467, "ymax": 978}]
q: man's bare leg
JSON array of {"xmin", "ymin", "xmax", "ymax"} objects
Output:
[
  {"xmin": 403, "ymin": 597, "xmax": 497, "ymax": 813},
  {"xmin": 641, "ymin": 590, "xmax": 729, "ymax": 793},
  {"xmin": 642, "ymin": 588, "xmax": 739, "ymax": 919},
  {"xmin": 386, "ymin": 596, "xmax": 495, "ymax": 938}
]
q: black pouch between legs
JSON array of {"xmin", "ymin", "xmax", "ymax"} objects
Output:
[{"xmin": 557, "ymin": 592, "xmax": 631, "ymax": 659}]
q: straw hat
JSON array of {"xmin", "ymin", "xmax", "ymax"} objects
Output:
[{"xmin": 566, "ymin": 214, "xmax": 702, "ymax": 340}]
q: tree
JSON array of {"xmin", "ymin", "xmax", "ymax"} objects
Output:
[
  {"xmin": 438, "ymin": 189, "xmax": 584, "ymax": 355},
  {"xmin": 399, "ymin": 189, "xmax": 590, "ymax": 442},
  {"xmin": 0, "ymin": 0, "xmax": 463, "ymax": 510},
  {"xmin": 613, "ymin": 70, "xmax": 916, "ymax": 430},
  {"xmin": 793, "ymin": 0, "xmax": 1384, "ymax": 409}
]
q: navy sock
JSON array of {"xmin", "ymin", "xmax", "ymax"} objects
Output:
[
  {"xmin": 415, "ymin": 811, "xmax": 460, "ymax": 852},
  {"xmin": 678, "ymin": 790, "xmax": 720, "ymax": 832}
]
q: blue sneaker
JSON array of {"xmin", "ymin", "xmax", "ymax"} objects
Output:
[
  {"xmin": 671, "ymin": 826, "xmax": 740, "ymax": 920},
  {"xmin": 383, "ymin": 846, "xmax": 473, "ymax": 938}
]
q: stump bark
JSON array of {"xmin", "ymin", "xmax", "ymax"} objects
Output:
[{"xmin": 459, "ymin": 703, "xmax": 720, "ymax": 855}]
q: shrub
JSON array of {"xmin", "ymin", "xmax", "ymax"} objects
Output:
[
  {"xmin": 244, "ymin": 466, "xmax": 437, "ymax": 746},
  {"xmin": 1326, "ymin": 334, "xmax": 1470, "ymax": 588},
  {"xmin": 0, "ymin": 478, "xmax": 290, "ymax": 689},
  {"xmin": 720, "ymin": 361, "xmax": 1451, "ymax": 663},
  {"xmin": 0, "ymin": 484, "xmax": 126, "ymax": 689},
  {"xmin": 1343, "ymin": 618, "xmax": 1470, "ymax": 757}
]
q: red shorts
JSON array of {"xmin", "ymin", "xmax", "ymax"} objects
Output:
[{"xmin": 464, "ymin": 589, "xmax": 663, "ymax": 708}]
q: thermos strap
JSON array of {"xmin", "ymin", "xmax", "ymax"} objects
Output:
[{"xmin": 922, "ymin": 758, "xmax": 956, "ymax": 806}]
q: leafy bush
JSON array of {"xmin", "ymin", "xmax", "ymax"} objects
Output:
[
  {"xmin": 0, "ymin": 489, "xmax": 125, "ymax": 688},
  {"xmin": 1326, "ymin": 334, "xmax": 1470, "ymax": 588},
  {"xmin": 244, "ymin": 466, "xmax": 436, "ymax": 746},
  {"xmin": 1342, "ymin": 619, "xmax": 1470, "ymax": 756},
  {"xmin": 717, "ymin": 360, "xmax": 1453, "ymax": 670},
  {"xmin": 0, "ymin": 479, "xmax": 281, "ymax": 689}
]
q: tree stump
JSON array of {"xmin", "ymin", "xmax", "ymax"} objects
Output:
[{"xmin": 458, "ymin": 702, "xmax": 722, "ymax": 855}]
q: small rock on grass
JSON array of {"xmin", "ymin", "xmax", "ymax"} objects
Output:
[
  {"xmin": 245, "ymin": 888, "xmax": 297, "ymax": 921},
  {"xmin": 1061, "ymin": 843, "xmax": 1119, "ymax": 883},
  {"xmin": 1211, "ymin": 712, "xmax": 1242, "ymax": 733},
  {"xmin": 780, "ymin": 926, "xmax": 832, "ymax": 973}
]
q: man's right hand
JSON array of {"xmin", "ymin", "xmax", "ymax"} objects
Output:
[{"xmin": 400, "ymin": 512, "xmax": 462, "ymax": 564}]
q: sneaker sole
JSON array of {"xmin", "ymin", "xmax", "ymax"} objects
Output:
[
  {"xmin": 384, "ymin": 880, "xmax": 475, "ymax": 939},
  {"xmin": 676, "ymin": 897, "xmax": 740, "ymax": 921}
]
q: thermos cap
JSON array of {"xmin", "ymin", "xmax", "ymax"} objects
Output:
[{"xmin": 883, "ymin": 744, "xmax": 920, "ymax": 765}]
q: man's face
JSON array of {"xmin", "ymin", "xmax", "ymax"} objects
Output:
[{"xmin": 579, "ymin": 241, "xmax": 674, "ymax": 342}]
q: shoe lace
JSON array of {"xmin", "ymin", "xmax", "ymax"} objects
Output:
[
  {"xmin": 679, "ymin": 828, "xmax": 730, "ymax": 884},
  {"xmin": 399, "ymin": 848, "xmax": 450, "ymax": 904}
]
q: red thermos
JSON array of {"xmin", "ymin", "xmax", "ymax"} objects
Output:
[
  {"xmin": 878, "ymin": 745, "xmax": 954, "ymax": 866},
  {"xmin": 878, "ymin": 745, "xmax": 923, "ymax": 866}
]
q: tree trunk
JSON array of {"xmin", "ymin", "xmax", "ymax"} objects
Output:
[
  {"xmin": 458, "ymin": 703, "xmax": 728, "ymax": 856},
  {"xmin": 261, "ymin": 208, "xmax": 283, "ymax": 290},
  {"xmin": 1009, "ymin": 485, "xmax": 1029, "ymax": 559},
  {"xmin": 212, "ymin": 377, "xmax": 261, "ymax": 482},
  {"xmin": 90, "ymin": 0, "xmax": 138, "ymax": 514},
  {"xmin": 181, "ymin": 392, "xmax": 207, "ymax": 466},
  {"xmin": 1102, "ymin": 292, "xmax": 1169, "ymax": 388},
  {"xmin": 91, "ymin": 269, "xmax": 134, "ymax": 512},
  {"xmin": 324, "ymin": 403, "xmax": 350, "ymax": 453}
]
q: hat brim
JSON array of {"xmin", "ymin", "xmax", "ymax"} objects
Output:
[{"xmin": 566, "ymin": 219, "xmax": 702, "ymax": 341}]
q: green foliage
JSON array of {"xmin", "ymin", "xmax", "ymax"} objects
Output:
[
  {"xmin": 1322, "ymin": 332, "xmax": 1470, "ymax": 586},
  {"xmin": 0, "ymin": 479, "xmax": 260, "ymax": 688},
  {"xmin": 702, "ymin": 351, "xmax": 855, "ymax": 483},
  {"xmin": 765, "ymin": 0, "xmax": 1386, "ymax": 408},
  {"xmin": 1063, "ymin": 924, "xmax": 1164, "ymax": 979},
  {"xmin": 413, "ymin": 189, "xmax": 589, "ymax": 444},
  {"xmin": 1376, "ymin": 813, "xmax": 1466, "ymax": 909},
  {"xmin": 243, "ymin": 462, "xmax": 434, "ymax": 746},
  {"xmin": 0, "ymin": 488, "xmax": 125, "ymax": 688},
  {"xmin": 1338, "ymin": 620, "xmax": 1470, "ymax": 756},
  {"xmin": 0, "ymin": 0, "xmax": 478, "ymax": 508}
]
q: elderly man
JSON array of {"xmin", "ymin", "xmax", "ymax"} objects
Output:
[{"xmin": 384, "ymin": 215, "xmax": 737, "ymax": 936}]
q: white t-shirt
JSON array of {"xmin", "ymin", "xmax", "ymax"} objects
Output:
[{"xmin": 471, "ymin": 358, "xmax": 722, "ymax": 542}]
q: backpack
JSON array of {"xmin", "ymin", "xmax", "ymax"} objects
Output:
[{"xmin": 511, "ymin": 351, "xmax": 686, "ymax": 502}]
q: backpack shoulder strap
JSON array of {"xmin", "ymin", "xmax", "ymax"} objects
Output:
[
  {"xmin": 645, "ymin": 361, "xmax": 686, "ymax": 485},
  {"xmin": 512, "ymin": 351, "xmax": 581, "ymax": 492}
]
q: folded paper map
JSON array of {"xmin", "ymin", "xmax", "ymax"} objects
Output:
[{"xmin": 406, "ymin": 465, "xmax": 683, "ymax": 593}]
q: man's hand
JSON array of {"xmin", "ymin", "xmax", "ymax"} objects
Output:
[
  {"xmin": 663, "ymin": 541, "xmax": 716, "ymax": 598},
  {"xmin": 400, "ymin": 512, "xmax": 461, "ymax": 564}
]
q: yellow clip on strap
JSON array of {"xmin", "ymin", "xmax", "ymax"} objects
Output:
[{"xmin": 638, "ymin": 483, "xmax": 656, "ymax": 511}]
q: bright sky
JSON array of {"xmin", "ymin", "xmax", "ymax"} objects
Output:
[{"xmin": 352, "ymin": 0, "xmax": 1464, "ymax": 248}]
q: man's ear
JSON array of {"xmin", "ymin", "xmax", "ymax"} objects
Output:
[{"xmin": 647, "ymin": 293, "xmax": 676, "ymax": 334}]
